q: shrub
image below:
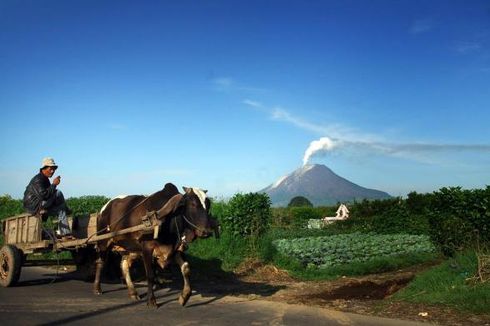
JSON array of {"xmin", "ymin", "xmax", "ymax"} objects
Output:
[
  {"xmin": 288, "ymin": 196, "xmax": 313, "ymax": 207},
  {"xmin": 222, "ymin": 192, "xmax": 272, "ymax": 237},
  {"xmin": 0, "ymin": 195, "xmax": 23, "ymax": 220},
  {"xmin": 66, "ymin": 196, "xmax": 110, "ymax": 216},
  {"xmin": 428, "ymin": 187, "xmax": 490, "ymax": 256}
]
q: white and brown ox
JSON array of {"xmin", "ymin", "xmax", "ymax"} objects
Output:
[{"xmin": 93, "ymin": 183, "xmax": 218, "ymax": 307}]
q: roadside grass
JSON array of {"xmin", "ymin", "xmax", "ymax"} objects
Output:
[
  {"xmin": 187, "ymin": 227, "xmax": 440, "ymax": 282},
  {"xmin": 187, "ymin": 231, "xmax": 250, "ymax": 272},
  {"xmin": 392, "ymin": 250, "xmax": 490, "ymax": 314}
]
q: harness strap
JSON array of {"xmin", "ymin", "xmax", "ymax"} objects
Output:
[{"xmin": 182, "ymin": 214, "xmax": 206, "ymax": 233}]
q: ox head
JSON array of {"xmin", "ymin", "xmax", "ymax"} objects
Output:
[
  {"xmin": 181, "ymin": 186, "xmax": 218, "ymax": 238},
  {"xmin": 156, "ymin": 186, "xmax": 219, "ymax": 239}
]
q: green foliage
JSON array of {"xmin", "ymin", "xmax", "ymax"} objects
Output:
[
  {"xmin": 0, "ymin": 195, "xmax": 109, "ymax": 221},
  {"xmin": 0, "ymin": 195, "xmax": 23, "ymax": 220},
  {"xmin": 273, "ymin": 232, "xmax": 437, "ymax": 269},
  {"xmin": 66, "ymin": 196, "xmax": 110, "ymax": 216},
  {"xmin": 222, "ymin": 192, "xmax": 272, "ymax": 237},
  {"xmin": 290, "ymin": 207, "xmax": 323, "ymax": 228},
  {"xmin": 276, "ymin": 252, "xmax": 437, "ymax": 280},
  {"xmin": 288, "ymin": 196, "xmax": 313, "ymax": 207},
  {"xmin": 272, "ymin": 206, "xmax": 335, "ymax": 228},
  {"xmin": 427, "ymin": 187, "xmax": 490, "ymax": 256},
  {"xmin": 393, "ymin": 250, "xmax": 490, "ymax": 314},
  {"xmin": 187, "ymin": 231, "xmax": 249, "ymax": 271}
]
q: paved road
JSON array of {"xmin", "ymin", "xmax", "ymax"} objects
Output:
[{"xmin": 0, "ymin": 266, "xmax": 424, "ymax": 326}]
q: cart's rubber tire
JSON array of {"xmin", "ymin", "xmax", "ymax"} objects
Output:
[{"xmin": 0, "ymin": 245, "xmax": 22, "ymax": 287}]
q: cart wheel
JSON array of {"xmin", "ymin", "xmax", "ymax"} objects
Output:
[{"xmin": 0, "ymin": 245, "xmax": 22, "ymax": 287}]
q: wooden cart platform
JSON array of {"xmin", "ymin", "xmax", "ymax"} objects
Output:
[{"xmin": 1, "ymin": 211, "xmax": 161, "ymax": 287}]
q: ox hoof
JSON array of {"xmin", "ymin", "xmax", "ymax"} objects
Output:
[
  {"xmin": 130, "ymin": 294, "xmax": 140, "ymax": 301},
  {"xmin": 179, "ymin": 294, "xmax": 190, "ymax": 306},
  {"xmin": 147, "ymin": 298, "xmax": 157, "ymax": 308},
  {"xmin": 93, "ymin": 289, "xmax": 102, "ymax": 295}
]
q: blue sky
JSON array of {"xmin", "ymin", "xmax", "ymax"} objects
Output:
[{"xmin": 1, "ymin": 0, "xmax": 489, "ymax": 199}]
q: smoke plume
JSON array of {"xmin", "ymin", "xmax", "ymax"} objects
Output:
[
  {"xmin": 302, "ymin": 136, "xmax": 490, "ymax": 166},
  {"xmin": 303, "ymin": 137, "xmax": 337, "ymax": 166}
]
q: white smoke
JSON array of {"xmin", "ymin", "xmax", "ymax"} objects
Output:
[
  {"xmin": 303, "ymin": 137, "xmax": 337, "ymax": 166},
  {"xmin": 302, "ymin": 136, "xmax": 490, "ymax": 166}
]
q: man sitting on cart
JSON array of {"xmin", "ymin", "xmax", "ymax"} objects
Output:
[{"xmin": 23, "ymin": 157, "xmax": 72, "ymax": 238}]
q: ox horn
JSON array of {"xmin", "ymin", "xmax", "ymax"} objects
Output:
[{"xmin": 156, "ymin": 193, "xmax": 184, "ymax": 219}]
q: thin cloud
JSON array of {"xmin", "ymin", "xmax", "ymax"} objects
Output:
[
  {"xmin": 409, "ymin": 19, "xmax": 433, "ymax": 34},
  {"xmin": 212, "ymin": 77, "xmax": 234, "ymax": 89},
  {"xmin": 212, "ymin": 78, "xmax": 266, "ymax": 93},
  {"xmin": 242, "ymin": 99, "xmax": 263, "ymax": 108},
  {"xmin": 243, "ymin": 99, "xmax": 380, "ymax": 142},
  {"xmin": 243, "ymin": 100, "xmax": 490, "ymax": 164},
  {"xmin": 109, "ymin": 123, "xmax": 126, "ymax": 130},
  {"xmin": 455, "ymin": 41, "xmax": 481, "ymax": 54}
]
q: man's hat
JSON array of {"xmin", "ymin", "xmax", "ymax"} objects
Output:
[{"xmin": 41, "ymin": 157, "xmax": 58, "ymax": 169}]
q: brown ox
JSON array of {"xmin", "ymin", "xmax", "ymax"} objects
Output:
[{"xmin": 93, "ymin": 183, "xmax": 217, "ymax": 307}]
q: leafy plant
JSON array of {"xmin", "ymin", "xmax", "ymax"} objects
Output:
[
  {"xmin": 273, "ymin": 232, "xmax": 437, "ymax": 269},
  {"xmin": 222, "ymin": 192, "xmax": 272, "ymax": 238}
]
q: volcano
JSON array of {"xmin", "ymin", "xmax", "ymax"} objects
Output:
[{"xmin": 260, "ymin": 164, "xmax": 391, "ymax": 207}]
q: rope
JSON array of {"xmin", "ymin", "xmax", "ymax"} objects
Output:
[{"xmin": 39, "ymin": 225, "xmax": 62, "ymax": 284}]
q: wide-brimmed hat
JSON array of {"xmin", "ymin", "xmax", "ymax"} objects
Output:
[{"xmin": 41, "ymin": 157, "xmax": 58, "ymax": 169}]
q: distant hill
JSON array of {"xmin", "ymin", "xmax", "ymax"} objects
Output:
[{"xmin": 260, "ymin": 164, "xmax": 391, "ymax": 207}]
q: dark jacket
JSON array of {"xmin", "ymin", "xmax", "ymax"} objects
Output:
[{"xmin": 23, "ymin": 172, "xmax": 57, "ymax": 214}]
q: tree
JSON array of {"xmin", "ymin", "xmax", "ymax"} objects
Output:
[{"xmin": 288, "ymin": 196, "xmax": 313, "ymax": 207}]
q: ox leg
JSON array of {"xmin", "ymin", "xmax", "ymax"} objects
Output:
[
  {"xmin": 121, "ymin": 253, "xmax": 139, "ymax": 300},
  {"xmin": 174, "ymin": 252, "xmax": 191, "ymax": 306},
  {"xmin": 142, "ymin": 248, "xmax": 157, "ymax": 308},
  {"xmin": 93, "ymin": 249, "xmax": 106, "ymax": 295}
]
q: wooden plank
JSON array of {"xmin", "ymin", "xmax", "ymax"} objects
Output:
[
  {"xmin": 15, "ymin": 240, "xmax": 52, "ymax": 252},
  {"xmin": 86, "ymin": 223, "xmax": 153, "ymax": 243},
  {"xmin": 54, "ymin": 238, "xmax": 90, "ymax": 250}
]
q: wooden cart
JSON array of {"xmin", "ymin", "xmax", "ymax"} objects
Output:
[{"xmin": 0, "ymin": 212, "xmax": 161, "ymax": 287}]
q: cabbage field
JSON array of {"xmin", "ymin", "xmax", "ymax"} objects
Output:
[{"xmin": 273, "ymin": 232, "xmax": 437, "ymax": 269}]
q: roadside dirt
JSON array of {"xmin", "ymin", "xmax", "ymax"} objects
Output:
[{"xmin": 192, "ymin": 260, "xmax": 490, "ymax": 326}]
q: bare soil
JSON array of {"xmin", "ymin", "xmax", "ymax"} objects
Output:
[{"xmin": 194, "ymin": 260, "xmax": 490, "ymax": 326}]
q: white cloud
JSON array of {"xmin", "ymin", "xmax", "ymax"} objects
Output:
[
  {"xmin": 242, "ymin": 99, "xmax": 263, "ymax": 108},
  {"xmin": 243, "ymin": 100, "xmax": 490, "ymax": 165},
  {"xmin": 109, "ymin": 123, "xmax": 126, "ymax": 130},
  {"xmin": 410, "ymin": 19, "xmax": 433, "ymax": 34},
  {"xmin": 212, "ymin": 78, "xmax": 266, "ymax": 93},
  {"xmin": 212, "ymin": 77, "xmax": 234, "ymax": 88},
  {"xmin": 455, "ymin": 41, "xmax": 481, "ymax": 54}
]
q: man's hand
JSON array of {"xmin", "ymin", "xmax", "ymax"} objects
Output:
[{"xmin": 53, "ymin": 176, "xmax": 61, "ymax": 186}]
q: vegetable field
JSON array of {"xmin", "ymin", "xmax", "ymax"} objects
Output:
[{"xmin": 273, "ymin": 232, "xmax": 437, "ymax": 269}]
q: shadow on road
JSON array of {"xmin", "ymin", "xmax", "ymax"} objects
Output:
[{"xmin": 16, "ymin": 255, "xmax": 286, "ymax": 325}]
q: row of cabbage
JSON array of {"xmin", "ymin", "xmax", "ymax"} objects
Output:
[{"xmin": 273, "ymin": 232, "xmax": 437, "ymax": 269}]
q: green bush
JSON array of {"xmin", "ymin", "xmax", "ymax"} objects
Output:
[
  {"xmin": 222, "ymin": 192, "xmax": 272, "ymax": 237},
  {"xmin": 288, "ymin": 196, "xmax": 313, "ymax": 207},
  {"xmin": 66, "ymin": 196, "xmax": 110, "ymax": 216},
  {"xmin": 428, "ymin": 187, "xmax": 490, "ymax": 256},
  {"xmin": 0, "ymin": 195, "xmax": 23, "ymax": 220}
]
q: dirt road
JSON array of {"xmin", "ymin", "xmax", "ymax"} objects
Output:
[{"xmin": 0, "ymin": 266, "xmax": 427, "ymax": 326}]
